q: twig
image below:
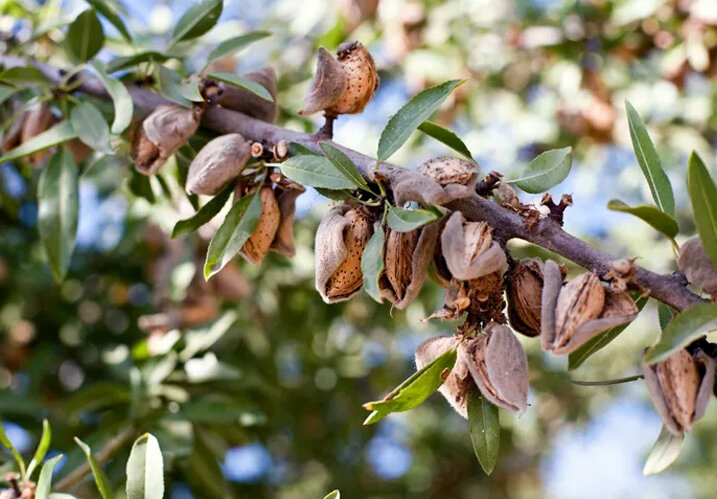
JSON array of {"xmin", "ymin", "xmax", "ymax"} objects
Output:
[
  {"xmin": 55, "ymin": 427, "xmax": 135, "ymax": 492},
  {"xmin": 0, "ymin": 54, "xmax": 707, "ymax": 312}
]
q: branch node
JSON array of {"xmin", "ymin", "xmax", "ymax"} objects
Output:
[
  {"xmin": 475, "ymin": 171, "xmax": 503, "ymax": 197},
  {"xmin": 540, "ymin": 193, "xmax": 573, "ymax": 226}
]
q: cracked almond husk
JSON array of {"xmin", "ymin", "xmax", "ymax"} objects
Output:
[
  {"xmin": 241, "ymin": 185, "xmax": 281, "ymax": 265},
  {"xmin": 131, "ymin": 104, "xmax": 201, "ymax": 175},
  {"xmin": 540, "ymin": 261, "xmax": 639, "ymax": 354},
  {"xmin": 643, "ymin": 349, "xmax": 716, "ymax": 436},
  {"xmin": 21, "ymin": 103, "xmax": 56, "ymax": 167},
  {"xmin": 462, "ymin": 322, "xmax": 529, "ymax": 413},
  {"xmin": 388, "ymin": 159, "xmax": 478, "ymax": 207},
  {"xmin": 506, "ymin": 258, "xmax": 545, "ymax": 337},
  {"xmin": 269, "ymin": 174, "xmax": 306, "ymax": 257},
  {"xmin": 678, "ymin": 236, "xmax": 717, "ymax": 295},
  {"xmin": 440, "ymin": 211, "xmax": 507, "ymax": 281},
  {"xmin": 415, "ymin": 335, "xmax": 472, "ymax": 418},
  {"xmin": 299, "ymin": 47, "xmax": 347, "ymax": 115},
  {"xmin": 315, "ymin": 205, "xmax": 372, "ymax": 303},
  {"xmin": 210, "ymin": 67, "xmax": 279, "ymax": 123},
  {"xmin": 186, "ymin": 133, "xmax": 251, "ymax": 195},
  {"xmin": 326, "ymin": 40, "xmax": 379, "ymax": 115},
  {"xmin": 380, "ymin": 222, "xmax": 440, "ymax": 309},
  {"xmin": 423, "ymin": 271, "xmax": 506, "ymax": 327}
]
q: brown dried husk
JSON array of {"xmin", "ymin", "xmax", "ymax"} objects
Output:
[
  {"xmin": 213, "ymin": 67, "xmax": 279, "ymax": 123},
  {"xmin": 423, "ymin": 271, "xmax": 506, "ymax": 327},
  {"xmin": 506, "ymin": 258, "xmax": 544, "ymax": 337},
  {"xmin": 541, "ymin": 262, "xmax": 639, "ymax": 354},
  {"xmin": 21, "ymin": 103, "xmax": 56, "ymax": 167},
  {"xmin": 326, "ymin": 41, "xmax": 379, "ymax": 115},
  {"xmin": 440, "ymin": 211, "xmax": 507, "ymax": 281},
  {"xmin": 643, "ymin": 349, "xmax": 715, "ymax": 436},
  {"xmin": 380, "ymin": 222, "xmax": 440, "ymax": 309},
  {"xmin": 462, "ymin": 322, "xmax": 529, "ymax": 413},
  {"xmin": 186, "ymin": 133, "xmax": 251, "ymax": 195},
  {"xmin": 132, "ymin": 104, "xmax": 201, "ymax": 175},
  {"xmin": 388, "ymin": 167, "xmax": 478, "ymax": 207},
  {"xmin": 299, "ymin": 47, "xmax": 347, "ymax": 115},
  {"xmin": 1, "ymin": 111, "xmax": 26, "ymax": 152},
  {"xmin": 315, "ymin": 206, "xmax": 372, "ymax": 303},
  {"xmin": 415, "ymin": 335, "xmax": 472, "ymax": 418},
  {"xmin": 270, "ymin": 179, "xmax": 306, "ymax": 257},
  {"xmin": 241, "ymin": 185, "xmax": 281, "ymax": 265},
  {"xmin": 66, "ymin": 138, "xmax": 93, "ymax": 164},
  {"xmin": 678, "ymin": 236, "xmax": 717, "ymax": 294},
  {"xmin": 419, "ymin": 157, "xmax": 476, "ymax": 186}
]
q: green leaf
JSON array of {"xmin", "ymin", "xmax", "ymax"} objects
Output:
[
  {"xmin": 643, "ymin": 425, "xmax": 683, "ymax": 475},
  {"xmin": 172, "ymin": 184, "xmax": 233, "ymax": 239},
  {"xmin": 26, "ymin": 419, "xmax": 51, "ymax": 479},
  {"xmin": 361, "ymin": 225, "xmax": 384, "ymax": 303},
  {"xmin": 0, "ymin": 421, "xmax": 26, "ymax": 477},
  {"xmin": 66, "ymin": 9, "xmax": 105, "ymax": 62},
  {"xmin": 126, "ymin": 433, "xmax": 164, "ymax": 499},
  {"xmin": 88, "ymin": 62, "xmax": 133, "ymax": 134},
  {"xmin": 0, "ymin": 121, "xmax": 77, "ymax": 163},
  {"xmin": 279, "ymin": 155, "xmax": 358, "ymax": 190},
  {"xmin": 363, "ymin": 345, "xmax": 457, "ymax": 424},
  {"xmin": 70, "ymin": 102, "xmax": 111, "ymax": 153},
  {"xmin": 315, "ymin": 187, "xmax": 350, "ymax": 201},
  {"xmin": 0, "ymin": 84, "xmax": 17, "ymax": 105},
  {"xmin": 323, "ymin": 491, "xmax": 340, "ymax": 499},
  {"xmin": 643, "ymin": 302, "xmax": 717, "ymax": 364},
  {"xmin": 0, "ymin": 66, "xmax": 48, "ymax": 85},
  {"xmin": 207, "ymin": 72, "xmax": 273, "ymax": 102},
  {"xmin": 568, "ymin": 295, "xmax": 648, "ymax": 370},
  {"xmin": 287, "ymin": 142, "xmax": 317, "ymax": 156},
  {"xmin": 204, "ymin": 192, "xmax": 262, "ymax": 279},
  {"xmin": 607, "ymin": 200, "xmax": 679, "ymax": 239},
  {"xmin": 170, "ymin": 0, "xmax": 223, "ymax": 46},
  {"xmin": 106, "ymin": 51, "xmax": 171, "ymax": 73},
  {"xmin": 74, "ymin": 437, "xmax": 115, "ymax": 499},
  {"xmin": 86, "ymin": 0, "xmax": 131, "ymax": 41},
  {"xmin": 377, "ymin": 79, "xmax": 465, "ymax": 161},
  {"xmin": 128, "ymin": 169, "xmax": 155, "ymax": 203},
  {"xmin": 35, "ymin": 454, "xmax": 63, "ymax": 499},
  {"xmin": 658, "ymin": 302, "xmax": 674, "ymax": 331},
  {"xmin": 387, "ymin": 206, "xmax": 438, "ymax": 232},
  {"xmin": 156, "ymin": 65, "xmax": 198, "ymax": 108},
  {"xmin": 511, "ymin": 147, "xmax": 572, "ymax": 194},
  {"xmin": 625, "ymin": 101, "xmax": 675, "ymax": 215},
  {"xmin": 417, "ymin": 121, "xmax": 474, "ymax": 161},
  {"xmin": 38, "ymin": 149, "xmax": 79, "ymax": 282},
  {"xmin": 467, "ymin": 391, "xmax": 500, "ymax": 475},
  {"xmin": 687, "ymin": 152, "xmax": 717, "ymax": 268},
  {"xmin": 318, "ymin": 142, "xmax": 368, "ymax": 190},
  {"xmin": 568, "ymin": 374, "xmax": 643, "ymax": 386},
  {"xmin": 207, "ymin": 31, "xmax": 271, "ymax": 64}
]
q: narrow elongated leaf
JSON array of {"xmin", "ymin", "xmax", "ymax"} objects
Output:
[
  {"xmin": 172, "ymin": 184, "xmax": 233, "ymax": 238},
  {"xmin": 0, "ymin": 66, "xmax": 48, "ymax": 84},
  {"xmin": 467, "ymin": 391, "xmax": 500, "ymax": 475},
  {"xmin": 156, "ymin": 65, "xmax": 196, "ymax": 108},
  {"xmin": 512, "ymin": 147, "xmax": 572, "ymax": 194},
  {"xmin": 607, "ymin": 200, "xmax": 679, "ymax": 239},
  {"xmin": 126, "ymin": 433, "xmax": 164, "ymax": 499},
  {"xmin": 207, "ymin": 31, "xmax": 271, "ymax": 64},
  {"xmin": 0, "ymin": 422, "xmax": 26, "ymax": 476},
  {"xmin": 170, "ymin": 0, "xmax": 223, "ymax": 46},
  {"xmin": 106, "ymin": 51, "xmax": 171, "ymax": 73},
  {"xmin": 643, "ymin": 303, "xmax": 717, "ymax": 364},
  {"xmin": 207, "ymin": 72, "xmax": 273, "ymax": 102},
  {"xmin": 0, "ymin": 121, "xmax": 77, "ymax": 162},
  {"xmin": 658, "ymin": 302, "xmax": 674, "ymax": 331},
  {"xmin": 70, "ymin": 102, "xmax": 111, "ymax": 152},
  {"xmin": 625, "ymin": 101, "xmax": 675, "ymax": 215},
  {"xmin": 387, "ymin": 206, "xmax": 438, "ymax": 232},
  {"xmin": 86, "ymin": 0, "xmax": 131, "ymax": 41},
  {"xmin": 35, "ymin": 454, "xmax": 63, "ymax": 499},
  {"xmin": 26, "ymin": 419, "xmax": 51, "ymax": 478},
  {"xmin": 204, "ymin": 192, "xmax": 262, "ymax": 279},
  {"xmin": 318, "ymin": 142, "xmax": 369, "ymax": 190},
  {"xmin": 417, "ymin": 121, "xmax": 473, "ymax": 161},
  {"xmin": 361, "ymin": 225, "xmax": 384, "ymax": 303},
  {"xmin": 315, "ymin": 187, "xmax": 350, "ymax": 201},
  {"xmin": 279, "ymin": 155, "xmax": 357, "ymax": 189},
  {"xmin": 568, "ymin": 374, "xmax": 643, "ymax": 386},
  {"xmin": 323, "ymin": 491, "xmax": 340, "ymax": 499},
  {"xmin": 378, "ymin": 79, "xmax": 465, "ymax": 161},
  {"xmin": 288, "ymin": 142, "xmax": 317, "ymax": 156},
  {"xmin": 74, "ymin": 437, "xmax": 115, "ymax": 499},
  {"xmin": 66, "ymin": 9, "xmax": 105, "ymax": 62},
  {"xmin": 0, "ymin": 84, "xmax": 17, "ymax": 105},
  {"xmin": 88, "ymin": 62, "xmax": 133, "ymax": 134},
  {"xmin": 38, "ymin": 149, "xmax": 79, "ymax": 282},
  {"xmin": 568, "ymin": 295, "xmax": 648, "ymax": 370},
  {"xmin": 687, "ymin": 152, "xmax": 717, "ymax": 268},
  {"xmin": 363, "ymin": 345, "xmax": 457, "ymax": 424},
  {"xmin": 643, "ymin": 425, "xmax": 683, "ymax": 475}
]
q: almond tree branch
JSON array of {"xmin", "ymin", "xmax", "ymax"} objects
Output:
[{"xmin": 1, "ymin": 55, "xmax": 706, "ymax": 311}]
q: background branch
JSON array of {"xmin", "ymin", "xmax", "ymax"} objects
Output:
[{"xmin": 0, "ymin": 55, "xmax": 705, "ymax": 311}]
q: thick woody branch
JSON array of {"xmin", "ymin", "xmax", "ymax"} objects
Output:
[{"xmin": 1, "ymin": 55, "xmax": 706, "ymax": 311}]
